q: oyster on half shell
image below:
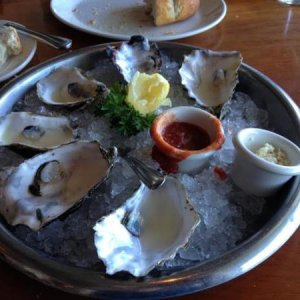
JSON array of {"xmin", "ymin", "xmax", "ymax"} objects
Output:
[
  {"xmin": 0, "ymin": 141, "xmax": 116, "ymax": 230},
  {"xmin": 179, "ymin": 49, "xmax": 242, "ymax": 108},
  {"xmin": 36, "ymin": 67, "xmax": 108, "ymax": 107},
  {"xmin": 0, "ymin": 112, "xmax": 75, "ymax": 150},
  {"xmin": 107, "ymin": 35, "xmax": 162, "ymax": 83},
  {"xmin": 94, "ymin": 176, "xmax": 200, "ymax": 277}
]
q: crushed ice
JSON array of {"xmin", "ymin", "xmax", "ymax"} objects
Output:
[{"xmin": 0, "ymin": 56, "xmax": 270, "ymax": 271}]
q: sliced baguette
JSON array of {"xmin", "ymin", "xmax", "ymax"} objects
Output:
[
  {"xmin": 151, "ymin": 0, "xmax": 200, "ymax": 26},
  {"xmin": 174, "ymin": 0, "xmax": 200, "ymax": 23}
]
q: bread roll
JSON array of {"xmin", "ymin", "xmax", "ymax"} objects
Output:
[
  {"xmin": 149, "ymin": 0, "xmax": 200, "ymax": 26},
  {"xmin": 0, "ymin": 26, "xmax": 22, "ymax": 56},
  {"xmin": 0, "ymin": 42, "xmax": 8, "ymax": 66}
]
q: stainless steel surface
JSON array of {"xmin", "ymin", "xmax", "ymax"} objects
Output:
[
  {"xmin": 0, "ymin": 42, "xmax": 299, "ymax": 299},
  {"xmin": 121, "ymin": 153, "xmax": 166, "ymax": 190},
  {"xmin": 0, "ymin": 20, "xmax": 72, "ymax": 50},
  {"xmin": 118, "ymin": 152, "xmax": 167, "ymax": 239}
]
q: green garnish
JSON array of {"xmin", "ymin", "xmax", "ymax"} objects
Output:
[
  {"xmin": 36, "ymin": 208, "xmax": 43, "ymax": 223},
  {"xmin": 95, "ymin": 83, "xmax": 155, "ymax": 136}
]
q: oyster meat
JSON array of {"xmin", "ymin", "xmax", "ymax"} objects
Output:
[
  {"xmin": 179, "ymin": 49, "xmax": 242, "ymax": 107},
  {"xmin": 36, "ymin": 67, "xmax": 108, "ymax": 107},
  {"xmin": 107, "ymin": 35, "xmax": 162, "ymax": 83},
  {"xmin": 94, "ymin": 176, "xmax": 200, "ymax": 277},
  {"xmin": 0, "ymin": 112, "xmax": 75, "ymax": 150},
  {"xmin": 0, "ymin": 141, "xmax": 116, "ymax": 230}
]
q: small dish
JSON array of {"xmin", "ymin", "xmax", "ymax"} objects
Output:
[
  {"xmin": 150, "ymin": 106, "xmax": 225, "ymax": 173},
  {"xmin": 232, "ymin": 128, "xmax": 300, "ymax": 197},
  {"xmin": 0, "ymin": 33, "xmax": 36, "ymax": 83}
]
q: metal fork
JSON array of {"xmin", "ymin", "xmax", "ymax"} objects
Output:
[
  {"xmin": 117, "ymin": 147, "xmax": 166, "ymax": 190},
  {"xmin": 1, "ymin": 20, "xmax": 72, "ymax": 50}
]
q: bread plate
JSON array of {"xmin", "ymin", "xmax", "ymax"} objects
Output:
[
  {"xmin": 50, "ymin": 0, "xmax": 226, "ymax": 41},
  {"xmin": 0, "ymin": 32, "xmax": 36, "ymax": 83}
]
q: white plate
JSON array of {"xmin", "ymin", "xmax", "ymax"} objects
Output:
[
  {"xmin": 50, "ymin": 0, "xmax": 226, "ymax": 41},
  {"xmin": 0, "ymin": 33, "xmax": 36, "ymax": 83}
]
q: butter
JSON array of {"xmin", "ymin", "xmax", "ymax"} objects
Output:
[{"xmin": 255, "ymin": 143, "xmax": 290, "ymax": 166}]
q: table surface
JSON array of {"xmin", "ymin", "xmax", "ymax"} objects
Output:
[{"xmin": 0, "ymin": 0, "xmax": 300, "ymax": 299}]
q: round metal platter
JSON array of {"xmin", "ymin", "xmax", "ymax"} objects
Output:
[{"xmin": 0, "ymin": 42, "xmax": 300, "ymax": 299}]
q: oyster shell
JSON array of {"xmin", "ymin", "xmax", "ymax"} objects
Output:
[
  {"xmin": 36, "ymin": 67, "xmax": 108, "ymax": 107},
  {"xmin": 179, "ymin": 49, "xmax": 242, "ymax": 108},
  {"xmin": 94, "ymin": 176, "xmax": 200, "ymax": 277},
  {"xmin": 0, "ymin": 112, "xmax": 75, "ymax": 150},
  {"xmin": 107, "ymin": 35, "xmax": 162, "ymax": 83},
  {"xmin": 0, "ymin": 141, "xmax": 116, "ymax": 230}
]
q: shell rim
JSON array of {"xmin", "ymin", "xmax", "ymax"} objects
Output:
[
  {"xmin": 178, "ymin": 49, "xmax": 242, "ymax": 108},
  {"xmin": 1, "ymin": 140, "xmax": 116, "ymax": 230},
  {"xmin": 93, "ymin": 176, "xmax": 201, "ymax": 277},
  {"xmin": 0, "ymin": 111, "xmax": 76, "ymax": 150},
  {"xmin": 35, "ymin": 66, "xmax": 101, "ymax": 106}
]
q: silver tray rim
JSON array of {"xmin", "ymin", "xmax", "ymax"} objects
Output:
[{"xmin": 0, "ymin": 42, "xmax": 300, "ymax": 299}]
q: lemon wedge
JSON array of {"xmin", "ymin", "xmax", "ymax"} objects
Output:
[{"xmin": 126, "ymin": 71, "xmax": 171, "ymax": 115}]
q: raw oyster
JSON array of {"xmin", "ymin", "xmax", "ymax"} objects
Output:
[
  {"xmin": 36, "ymin": 67, "xmax": 108, "ymax": 107},
  {"xmin": 179, "ymin": 49, "xmax": 242, "ymax": 108},
  {"xmin": 94, "ymin": 176, "xmax": 200, "ymax": 277},
  {"xmin": 107, "ymin": 35, "xmax": 162, "ymax": 83},
  {"xmin": 0, "ymin": 112, "xmax": 75, "ymax": 150},
  {"xmin": 0, "ymin": 141, "xmax": 116, "ymax": 230}
]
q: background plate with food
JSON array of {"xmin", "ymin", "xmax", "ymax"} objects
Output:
[
  {"xmin": 50, "ymin": 0, "xmax": 226, "ymax": 41},
  {"xmin": 0, "ymin": 29, "xmax": 36, "ymax": 83}
]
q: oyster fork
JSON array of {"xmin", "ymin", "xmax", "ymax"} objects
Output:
[
  {"xmin": 0, "ymin": 20, "xmax": 72, "ymax": 50},
  {"xmin": 116, "ymin": 147, "xmax": 166, "ymax": 237},
  {"xmin": 117, "ymin": 147, "xmax": 166, "ymax": 190}
]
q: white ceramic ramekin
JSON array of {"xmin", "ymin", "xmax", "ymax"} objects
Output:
[
  {"xmin": 231, "ymin": 128, "xmax": 300, "ymax": 197},
  {"xmin": 150, "ymin": 106, "xmax": 225, "ymax": 173}
]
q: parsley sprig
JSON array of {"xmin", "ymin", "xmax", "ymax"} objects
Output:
[{"xmin": 95, "ymin": 83, "xmax": 155, "ymax": 136}]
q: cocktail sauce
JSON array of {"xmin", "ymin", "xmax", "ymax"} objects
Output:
[
  {"xmin": 151, "ymin": 121, "xmax": 211, "ymax": 173},
  {"xmin": 151, "ymin": 145, "xmax": 180, "ymax": 174},
  {"xmin": 162, "ymin": 122, "xmax": 210, "ymax": 150}
]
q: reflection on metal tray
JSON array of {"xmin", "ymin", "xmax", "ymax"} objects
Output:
[{"xmin": 0, "ymin": 43, "xmax": 300, "ymax": 299}]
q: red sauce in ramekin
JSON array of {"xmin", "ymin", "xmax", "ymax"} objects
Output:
[
  {"xmin": 162, "ymin": 121, "xmax": 211, "ymax": 151},
  {"xmin": 151, "ymin": 121, "xmax": 212, "ymax": 173},
  {"xmin": 150, "ymin": 109, "xmax": 225, "ymax": 174}
]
